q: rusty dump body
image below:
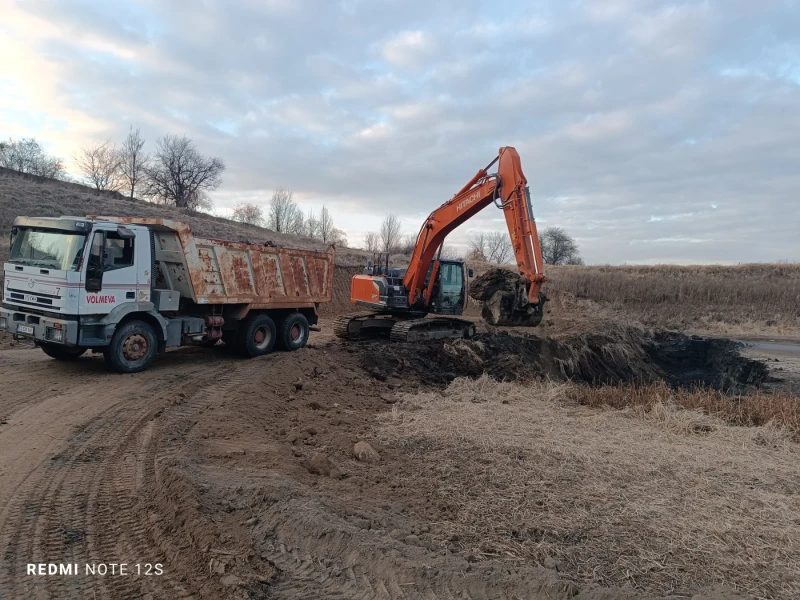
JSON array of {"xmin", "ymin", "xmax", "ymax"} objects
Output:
[{"xmin": 92, "ymin": 216, "xmax": 334, "ymax": 312}]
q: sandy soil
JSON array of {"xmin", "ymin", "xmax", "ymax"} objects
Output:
[{"xmin": 0, "ymin": 321, "xmax": 784, "ymax": 599}]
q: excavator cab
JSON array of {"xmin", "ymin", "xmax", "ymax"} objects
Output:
[{"xmin": 428, "ymin": 260, "xmax": 467, "ymax": 315}]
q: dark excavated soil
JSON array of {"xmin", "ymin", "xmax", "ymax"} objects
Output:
[
  {"xmin": 361, "ymin": 327, "xmax": 769, "ymax": 393},
  {"xmin": 468, "ymin": 267, "xmax": 521, "ymax": 302}
]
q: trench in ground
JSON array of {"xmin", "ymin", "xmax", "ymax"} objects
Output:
[{"xmin": 360, "ymin": 327, "xmax": 770, "ymax": 394}]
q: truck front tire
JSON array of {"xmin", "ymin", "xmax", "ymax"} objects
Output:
[
  {"xmin": 106, "ymin": 320, "xmax": 158, "ymax": 373},
  {"xmin": 237, "ymin": 314, "xmax": 277, "ymax": 358},
  {"xmin": 277, "ymin": 313, "xmax": 309, "ymax": 351},
  {"xmin": 40, "ymin": 344, "xmax": 86, "ymax": 361}
]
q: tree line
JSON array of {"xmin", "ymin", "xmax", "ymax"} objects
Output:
[
  {"xmin": 73, "ymin": 127, "xmax": 225, "ymax": 211},
  {"xmin": 2, "ymin": 131, "xmax": 225, "ymax": 212},
  {"xmin": 1, "ymin": 134, "xmax": 580, "ymax": 261},
  {"xmin": 231, "ymin": 188, "xmax": 348, "ymax": 247},
  {"xmin": 0, "ymin": 138, "xmax": 66, "ymax": 179}
]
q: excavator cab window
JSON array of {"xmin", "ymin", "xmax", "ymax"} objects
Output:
[{"xmin": 432, "ymin": 261, "xmax": 465, "ymax": 315}]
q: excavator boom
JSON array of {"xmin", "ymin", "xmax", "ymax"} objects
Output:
[
  {"xmin": 337, "ymin": 146, "xmax": 547, "ymax": 341},
  {"xmin": 403, "ymin": 147, "xmax": 546, "ymax": 324}
]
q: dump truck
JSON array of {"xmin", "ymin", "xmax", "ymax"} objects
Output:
[{"xmin": 1, "ymin": 216, "xmax": 334, "ymax": 372}]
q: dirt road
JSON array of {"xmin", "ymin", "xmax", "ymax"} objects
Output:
[
  {"xmin": 0, "ymin": 344, "xmax": 258, "ymax": 599},
  {"xmin": 0, "ymin": 326, "xmax": 775, "ymax": 599},
  {"xmin": 0, "ymin": 339, "xmax": 602, "ymax": 600}
]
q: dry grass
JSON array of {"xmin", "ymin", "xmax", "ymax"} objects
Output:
[
  {"xmin": 546, "ymin": 264, "xmax": 800, "ymax": 335},
  {"xmin": 567, "ymin": 381, "xmax": 800, "ymax": 438},
  {"xmin": 379, "ymin": 376, "xmax": 800, "ymax": 598}
]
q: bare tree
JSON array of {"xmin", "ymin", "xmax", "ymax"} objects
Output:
[
  {"xmin": 232, "ymin": 202, "xmax": 264, "ymax": 226},
  {"xmin": 318, "ymin": 206, "xmax": 333, "ymax": 242},
  {"xmin": 379, "ymin": 213, "xmax": 402, "ymax": 255},
  {"xmin": 75, "ymin": 140, "xmax": 123, "ymax": 191},
  {"xmin": 0, "ymin": 137, "xmax": 65, "ymax": 178},
  {"xmin": 540, "ymin": 226, "xmax": 583, "ymax": 265},
  {"xmin": 437, "ymin": 243, "xmax": 459, "ymax": 259},
  {"xmin": 303, "ymin": 208, "xmax": 320, "ymax": 239},
  {"xmin": 144, "ymin": 135, "xmax": 224, "ymax": 209},
  {"xmin": 364, "ymin": 232, "xmax": 380, "ymax": 254},
  {"xmin": 486, "ymin": 231, "xmax": 513, "ymax": 264},
  {"xmin": 397, "ymin": 233, "xmax": 417, "ymax": 256},
  {"xmin": 266, "ymin": 187, "xmax": 304, "ymax": 233},
  {"xmin": 468, "ymin": 231, "xmax": 512, "ymax": 263},
  {"xmin": 119, "ymin": 126, "xmax": 148, "ymax": 199},
  {"xmin": 317, "ymin": 206, "xmax": 347, "ymax": 245},
  {"xmin": 467, "ymin": 233, "xmax": 488, "ymax": 260}
]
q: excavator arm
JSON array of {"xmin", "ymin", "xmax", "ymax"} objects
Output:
[{"xmin": 403, "ymin": 147, "xmax": 546, "ymax": 313}]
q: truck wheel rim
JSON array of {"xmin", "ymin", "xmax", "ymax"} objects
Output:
[
  {"xmin": 123, "ymin": 334, "xmax": 148, "ymax": 361},
  {"xmin": 290, "ymin": 324, "xmax": 302, "ymax": 341},
  {"xmin": 254, "ymin": 326, "xmax": 271, "ymax": 350}
]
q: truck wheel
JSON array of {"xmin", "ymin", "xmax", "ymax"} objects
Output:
[
  {"xmin": 40, "ymin": 344, "xmax": 86, "ymax": 361},
  {"xmin": 106, "ymin": 320, "xmax": 158, "ymax": 373},
  {"xmin": 278, "ymin": 313, "xmax": 309, "ymax": 351},
  {"xmin": 238, "ymin": 314, "xmax": 277, "ymax": 357}
]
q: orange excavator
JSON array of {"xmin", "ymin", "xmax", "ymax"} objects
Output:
[{"xmin": 334, "ymin": 146, "xmax": 547, "ymax": 342}]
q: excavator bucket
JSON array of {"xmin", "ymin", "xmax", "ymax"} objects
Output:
[
  {"xmin": 481, "ymin": 291, "xmax": 544, "ymax": 327},
  {"xmin": 469, "ymin": 268, "xmax": 545, "ymax": 327}
]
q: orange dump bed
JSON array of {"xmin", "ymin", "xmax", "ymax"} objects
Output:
[{"xmin": 92, "ymin": 216, "xmax": 334, "ymax": 309}]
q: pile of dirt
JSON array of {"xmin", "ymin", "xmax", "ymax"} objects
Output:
[
  {"xmin": 317, "ymin": 266, "xmax": 361, "ymax": 317},
  {"xmin": 468, "ymin": 267, "xmax": 520, "ymax": 302},
  {"xmin": 468, "ymin": 267, "xmax": 544, "ymax": 326},
  {"xmin": 361, "ymin": 327, "xmax": 769, "ymax": 393}
]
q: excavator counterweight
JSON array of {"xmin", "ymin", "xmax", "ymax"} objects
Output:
[{"xmin": 336, "ymin": 146, "xmax": 547, "ymax": 342}]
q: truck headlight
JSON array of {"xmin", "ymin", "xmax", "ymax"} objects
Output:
[
  {"xmin": 0, "ymin": 317, "xmax": 7, "ymax": 330},
  {"xmin": 46, "ymin": 326, "xmax": 64, "ymax": 342}
]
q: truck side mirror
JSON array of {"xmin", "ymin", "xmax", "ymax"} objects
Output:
[{"xmin": 86, "ymin": 275, "xmax": 103, "ymax": 292}]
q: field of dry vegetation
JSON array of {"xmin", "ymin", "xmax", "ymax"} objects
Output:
[{"xmin": 545, "ymin": 263, "xmax": 800, "ymax": 336}]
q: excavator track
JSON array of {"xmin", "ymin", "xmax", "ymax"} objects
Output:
[
  {"xmin": 333, "ymin": 312, "xmax": 372, "ymax": 340},
  {"xmin": 389, "ymin": 317, "xmax": 475, "ymax": 343},
  {"xmin": 333, "ymin": 312, "xmax": 396, "ymax": 341},
  {"xmin": 335, "ymin": 313, "xmax": 476, "ymax": 343}
]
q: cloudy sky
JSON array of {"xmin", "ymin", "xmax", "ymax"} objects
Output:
[{"xmin": 1, "ymin": 0, "xmax": 798, "ymax": 264}]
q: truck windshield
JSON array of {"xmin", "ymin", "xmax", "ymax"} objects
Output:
[{"xmin": 9, "ymin": 228, "xmax": 87, "ymax": 271}]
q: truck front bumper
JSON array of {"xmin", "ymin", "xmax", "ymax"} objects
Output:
[{"xmin": 0, "ymin": 306, "xmax": 79, "ymax": 346}]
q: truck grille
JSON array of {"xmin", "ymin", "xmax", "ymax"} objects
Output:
[{"xmin": 9, "ymin": 292, "xmax": 58, "ymax": 308}]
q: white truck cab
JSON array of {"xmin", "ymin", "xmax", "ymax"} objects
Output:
[
  {"xmin": 1, "ymin": 216, "xmax": 334, "ymax": 373},
  {"xmin": 2, "ymin": 217, "xmax": 154, "ymax": 359}
]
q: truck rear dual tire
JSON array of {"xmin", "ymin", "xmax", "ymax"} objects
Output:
[
  {"xmin": 235, "ymin": 313, "xmax": 277, "ymax": 358},
  {"xmin": 276, "ymin": 313, "xmax": 309, "ymax": 351},
  {"xmin": 40, "ymin": 344, "xmax": 87, "ymax": 361},
  {"xmin": 105, "ymin": 320, "xmax": 158, "ymax": 374}
]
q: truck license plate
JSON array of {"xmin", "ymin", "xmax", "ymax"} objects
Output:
[{"xmin": 16, "ymin": 324, "xmax": 34, "ymax": 335}]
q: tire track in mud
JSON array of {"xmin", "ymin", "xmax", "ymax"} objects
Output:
[
  {"xmin": 149, "ymin": 348, "xmax": 597, "ymax": 600},
  {"xmin": 0, "ymin": 351, "xmax": 240, "ymax": 599},
  {"xmin": 252, "ymin": 494, "xmax": 585, "ymax": 600}
]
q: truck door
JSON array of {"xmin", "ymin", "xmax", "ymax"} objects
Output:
[{"xmin": 80, "ymin": 228, "xmax": 139, "ymax": 314}]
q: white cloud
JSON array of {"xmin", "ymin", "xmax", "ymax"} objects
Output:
[
  {"xmin": 378, "ymin": 30, "xmax": 435, "ymax": 71},
  {"xmin": 0, "ymin": 0, "xmax": 797, "ymax": 264}
]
